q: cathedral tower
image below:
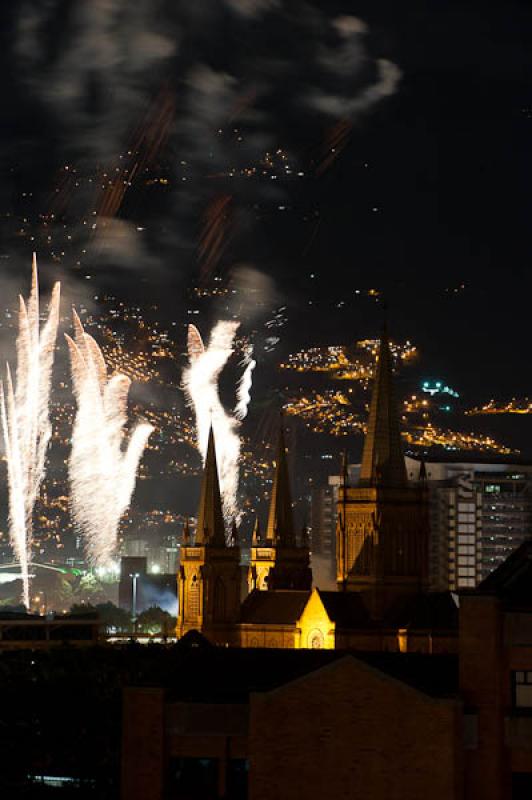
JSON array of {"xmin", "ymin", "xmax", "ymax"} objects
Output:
[
  {"xmin": 249, "ymin": 419, "xmax": 312, "ymax": 591},
  {"xmin": 177, "ymin": 427, "xmax": 241, "ymax": 643},
  {"xmin": 336, "ymin": 329, "xmax": 429, "ymax": 617}
]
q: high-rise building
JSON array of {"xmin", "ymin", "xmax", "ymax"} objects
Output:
[
  {"xmin": 310, "ymin": 465, "xmax": 360, "ymax": 568},
  {"xmin": 405, "ymin": 456, "xmax": 532, "ymax": 590}
]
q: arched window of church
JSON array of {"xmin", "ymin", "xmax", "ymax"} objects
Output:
[
  {"xmin": 214, "ymin": 577, "xmax": 226, "ymax": 621},
  {"xmin": 188, "ymin": 574, "xmax": 199, "ymax": 619},
  {"xmin": 309, "ymin": 629, "xmax": 324, "ymax": 649}
]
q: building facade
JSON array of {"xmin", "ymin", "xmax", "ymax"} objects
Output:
[{"xmin": 405, "ymin": 457, "xmax": 532, "ymax": 591}]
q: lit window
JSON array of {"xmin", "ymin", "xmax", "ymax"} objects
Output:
[{"xmin": 513, "ymin": 671, "xmax": 532, "ymax": 708}]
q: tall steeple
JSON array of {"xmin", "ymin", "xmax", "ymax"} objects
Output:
[
  {"xmin": 265, "ymin": 419, "xmax": 295, "ymax": 545},
  {"xmin": 248, "ymin": 416, "xmax": 312, "ymax": 592},
  {"xmin": 359, "ymin": 327, "xmax": 407, "ymax": 488},
  {"xmin": 177, "ymin": 426, "xmax": 241, "ymax": 644},
  {"xmin": 335, "ymin": 326, "xmax": 429, "ymax": 615},
  {"xmin": 196, "ymin": 426, "xmax": 226, "ymax": 545}
]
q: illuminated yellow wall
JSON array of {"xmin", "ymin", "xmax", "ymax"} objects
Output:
[
  {"xmin": 296, "ymin": 589, "xmax": 335, "ymax": 649},
  {"xmin": 240, "ymin": 625, "xmax": 298, "ymax": 649},
  {"xmin": 248, "ymin": 547, "xmax": 276, "ymax": 593}
]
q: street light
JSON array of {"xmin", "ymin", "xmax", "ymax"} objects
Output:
[{"xmin": 129, "ymin": 573, "xmax": 140, "ymax": 630}]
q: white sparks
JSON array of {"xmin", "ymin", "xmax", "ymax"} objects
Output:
[
  {"xmin": 66, "ymin": 309, "xmax": 153, "ymax": 568},
  {"xmin": 0, "ymin": 254, "xmax": 60, "ymax": 607},
  {"xmin": 235, "ymin": 346, "xmax": 256, "ymax": 421},
  {"xmin": 183, "ymin": 321, "xmax": 252, "ymax": 527}
]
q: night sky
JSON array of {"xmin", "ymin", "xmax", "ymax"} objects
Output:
[{"xmin": 0, "ymin": 0, "xmax": 531, "ymax": 454}]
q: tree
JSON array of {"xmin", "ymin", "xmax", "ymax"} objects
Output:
[
  {"xmin": 95, "ymin": 602, "xmax": 131, "ymax": 634},
  {"xmin": 136, "ymin": 606, "xmax": 175, "ymax": 636}
]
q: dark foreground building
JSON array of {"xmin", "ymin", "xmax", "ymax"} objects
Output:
[
  {"xmin": 124, "ymin": 541, "xmax": 532, "ymax": 799},
  {"xmin": 1, "ymin": 543, "xmax": 532, "ymax": 798}
]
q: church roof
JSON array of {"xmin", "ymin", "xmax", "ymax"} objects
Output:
[
  {"xmin": 240, "ymin": 589, "xmax": 311, "ymax": 625},
  {"xmin": 383, "ymin": 592, "xmax": 459, "ymax": 631},
  {"xmin": 265, "ymin": 419, "xmax": 295, "ymax": 545},
  {"xmin": 475, "ymin": 539, "xmax": 532, "ymax": 607},
  {"xmin": 359, "ymin": 328, "xmax": 407, "ymax": 488},
  {"xmin": 317, "ymin": 590, "xmax": 372, "ymax": 627},
  {"xmin": 196, "ymin": 427, "xmax": 226, "ymax": 545}
]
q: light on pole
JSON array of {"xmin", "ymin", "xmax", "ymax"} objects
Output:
[{"xmin": 129, "ymin": 572, "xmax": 140, "ymax": 629}]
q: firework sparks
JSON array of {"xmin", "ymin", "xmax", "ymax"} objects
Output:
[
  {"xmin": 0, "ymin": 254, "xmax": 60, "ymax": 607},
  {"xmin": 183, "ymin": 322, "xmax": 252, "ymax": 527},
  {"xmin": 66, "ymin": 310, "xmax": 153, "ymax": 568},
  {"xmin": 235, "ymin": 346, "xmax": 256, "ymax": 421}
]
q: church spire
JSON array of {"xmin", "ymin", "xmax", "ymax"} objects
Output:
[
  {"xmin": 359, "ymin": 327, "xmax": 407, "ymax": 487},
  {"xmin": 196, "ymin": 426, "xmax": 226, "ymax": 545},
  {"xmin": 265, "ymin": 417, "xmax": 295, "ymax": 546}
]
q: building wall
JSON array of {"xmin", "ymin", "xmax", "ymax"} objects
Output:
[
  {"xmin": 249, "ymin": 657, "xmax": 462, "ymax": 800},
  {"xmin": 460, "ymin": 594, "xmax": 532, "ymax": 800},
  {"xmin": 310, "ymin": 466, "xmax": 360, "ymax": 570},
  {"xmin": 239, "ymin": 624, "xmax": 298, "ymax": 649},
  {"xmin": 296, "ymin": 591, "xmax": 335, "ymax": 649},
  {"xmin": 406, "ymin": 458, "xmax": 532, "ymax": 591},
  {"xmin": 121, "ymin": 688, "xmax": 165, "ymax": 800}
]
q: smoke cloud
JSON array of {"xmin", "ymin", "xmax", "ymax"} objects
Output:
[{"xmin": 1, "ymin": 1, "xmax": 400, "ymax": 285}]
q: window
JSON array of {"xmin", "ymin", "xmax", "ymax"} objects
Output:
[
  {"xmin": 458, "ymin": 524, "xmax": 476, "ymax": 534},
  {"xmin": 167, "ymin": 758, "xmax": 218, "ymax": 799},
  {"xmin": 308, "ymin": 629, "xmax": 324, "ymax": 649},
  {"xmin": 458, "ymin": 567, "xmax": 475, "ymax": 577},
  {"xmin": 227, "ymin": 760, "xmax": 249, "ymax": 800},
  {"xmin": 513, "ymin": 671, "xmax": 532, "ymax": 708},
  {"xmin": 512, "ymin": 772, "xmax": 532, "ymax": 799},
  {"xmin": 187, "ymin": 575, "xmax": 200, "ymax": 619}
]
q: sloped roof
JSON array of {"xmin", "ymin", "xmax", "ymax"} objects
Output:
[
  {"xmin": 161, "ymin": 645, "xmax": 458, "ymax": 703},
  {"xmin": 317, "ymin": 590, "xmax": 372, "ymax": 628},
  {"xmin": 476, "ymin": 539, "xmax": 532, "ymax": 606},
  {"xmin": 384, "ymin": 592, "xmax": 459, "ymax": 630},
  {"xmin": 240, "ymin": 589, "xmax": 311, "ymax": 625}
]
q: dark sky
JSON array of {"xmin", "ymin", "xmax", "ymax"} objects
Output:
[{"xmin": 0, "ymin": 0, "xmax": 531, "ymax": 431}]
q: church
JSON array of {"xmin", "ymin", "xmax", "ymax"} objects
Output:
[{"xmin": 176, "ymin": 330, "xmax": 458, "ymax": 653}]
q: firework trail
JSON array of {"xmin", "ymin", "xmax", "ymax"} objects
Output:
[
  {"xmin": 66, "ymin": 310, "xmax": 153, "ymax": 568},
  {"xmin": 235, "ymin": 346, "xmax": 256, "ymax": 421},
  {"xmin": 183, "ymin": 321, "xmax": 253, "ymax": 527},
  {"xmin": 0, "ymin": 254, "xmax": 60, "ymax": 607}
]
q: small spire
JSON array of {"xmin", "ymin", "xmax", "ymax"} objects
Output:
[
  {"xmin": 252, "ymin": 516, "xmax": 260, "ymax": 546},
  {"xmin": 265, "ymin": 417, "xmax": 295, "ymax": 546},
  {"xmin": 183, "ymin": 517, "xmax": 190, "ymax": 545},
  {"xmin": 196, "ymin": 426, "xmax": 226, "ymax": 545},
  {"xmin": 341, "ymin": 449, "xmax": 349, "ymax": 487},
  {"xmin": 231, "ymin": 519, "xmax": 239, "ymax": 546}
]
